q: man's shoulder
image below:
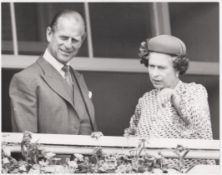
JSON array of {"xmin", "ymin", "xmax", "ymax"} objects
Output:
[{"xmin": 12, "ymin": 58, "xmax": 43, "ymax": 79}]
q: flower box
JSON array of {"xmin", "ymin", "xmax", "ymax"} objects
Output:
[{"xmin": 1, "ymin": 132, "xmax": 220, "ymax": 174}]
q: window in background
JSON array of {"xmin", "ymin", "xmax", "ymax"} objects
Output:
[
  {"xmin": 2, "ymin": 2, "xmax": 219, "ymax": 62},
  {"xmin": 2, "ymin": 3, "xmax": 13, "ymax": 54},
  {"xmin": 14, "ymin": 3, "xmax": 45, "ymax": 55},
  {"xmin": 169, "ymin": 2, "xmax": 219, "ymax": 62},
  {"xmin": 90, "ymin": 2, "xmax": 153, "ymax": 58}
]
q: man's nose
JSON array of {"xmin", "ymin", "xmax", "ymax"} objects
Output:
[{"xmin": 64, "ymin": 39, "xmax": 73, "ymax": 49}]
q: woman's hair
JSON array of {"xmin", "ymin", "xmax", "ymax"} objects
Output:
[
  {"xmin": 172, "ymin": 55, "xmax": 189, "ymax": 75},
  {"xmin": 139, "ymin": 40, "xmax": 189, "ymax": 75}
]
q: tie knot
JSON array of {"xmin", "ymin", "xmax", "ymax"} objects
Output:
[
  {"xmin": 62, "ymin": 65, "xmax": 70, "ymax": 73},
  {"xmin": 62, "ymin": 65, "xmax": 72, "ymax": 86}
]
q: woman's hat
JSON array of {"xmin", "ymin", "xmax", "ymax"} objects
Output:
[{"xmin": 147, "ymin": 35, "xmax": 186, "ymax": 56}]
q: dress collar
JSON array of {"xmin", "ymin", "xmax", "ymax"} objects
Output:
[{"xmin": 174, "ymin": 80, "xmax": 183, "ymax": 92}]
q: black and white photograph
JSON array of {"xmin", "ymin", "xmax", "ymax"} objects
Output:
[{"xmin": 1, "ymin": 0, "xmax": 220, "ymax": 174}]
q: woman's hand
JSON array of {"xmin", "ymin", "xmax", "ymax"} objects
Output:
[{"xmin": 157, "ymin": 88, "xmax": 181, "ymax": 112}]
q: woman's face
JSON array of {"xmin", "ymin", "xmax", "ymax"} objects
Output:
[{"xmin": 148, "ymin": 52, "xmax": 179, "ymax": 89}]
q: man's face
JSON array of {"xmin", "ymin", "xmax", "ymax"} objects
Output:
[
  {"xmin": 148, "ymin": 52, "xmax": 179, "ymax": 89},
  {"xmin": 46, "ymin": 16, "xmax": 85, "ymax": 64}
]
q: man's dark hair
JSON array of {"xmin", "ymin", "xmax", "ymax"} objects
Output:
[{"xmin": 49, "ymin": 9, "xmax": 85, "ymax": 32}]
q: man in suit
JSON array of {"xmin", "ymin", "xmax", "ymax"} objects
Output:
[{"xmin": 9, "ymin": 9, "xmax": 97, "ymax": 134}]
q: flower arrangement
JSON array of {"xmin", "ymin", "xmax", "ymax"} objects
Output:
[{"xmin": 2, "ymin": 131, "xmax": 193, "ymax": 174}]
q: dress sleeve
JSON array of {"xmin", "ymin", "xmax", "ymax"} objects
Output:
[
  {"xmin": 124, "ymin": 98, "xmax": 142, "ymax": 136},
  {"xmin": 9, "ymin": 73, "xmax": 38, "ymax": 132},
  {"xmin": 179, "ymin": 84, "xmax": 213, "ymax": 139}
]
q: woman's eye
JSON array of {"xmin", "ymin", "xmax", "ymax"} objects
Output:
[{"xmin": 158, "ymin": 66, "xmax": 165, "ymax": 70}]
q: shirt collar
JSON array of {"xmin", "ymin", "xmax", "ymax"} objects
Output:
[
  {"xmin": 43, "ymin": 49, "xmax": 70, "ymax": 77},
  {"xmin": 43, "ymin": 49, "xmax": 64, "ymax": 72}
]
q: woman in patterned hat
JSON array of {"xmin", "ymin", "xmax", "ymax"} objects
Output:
[{"xmin": 124, "ymin": 35, "xmax": 215, "ymax": 169}]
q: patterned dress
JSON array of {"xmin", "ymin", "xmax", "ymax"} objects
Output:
[{"xmin": 125, "ymin": 81, "xmax": 215, "ymax": 169}]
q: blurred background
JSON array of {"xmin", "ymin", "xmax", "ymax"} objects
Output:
[{"xmin": 1, "ymin": 2, "xmax": 219, "ymax": 139}]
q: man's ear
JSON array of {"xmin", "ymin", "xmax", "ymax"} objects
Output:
[
  {"xmin": 46, "ymin": 27, "xmax": 53, "ymax": 42},
  {"xmin": 81, "ymin": 33, "xmax": 87, "ymax": 43}
]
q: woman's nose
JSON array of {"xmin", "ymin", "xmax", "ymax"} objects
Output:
[{"xmin": 150, "ymin": 68, "xmax": 160, "ymax": 77}]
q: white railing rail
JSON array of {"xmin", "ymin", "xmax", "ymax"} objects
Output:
[
  {"xmin": 2, "ymin": 132, "xmax": 220, "ymax": 160},
  {"xmin": 1, "ymin": 55, "xmax": 219, "ymax": 75}
]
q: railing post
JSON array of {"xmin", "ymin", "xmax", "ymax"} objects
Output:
[
  {"xmin": 152, "ymin": 2, "xmax": 171, "ymax": 35},
  {"xmin": 84, "ymin": 2, "xmax": 94, "ymax": 58},
  {"xmin": 9, "ymin": 2, "xmax": 18, "ymax": 55}
]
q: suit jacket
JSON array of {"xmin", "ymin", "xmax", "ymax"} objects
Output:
[{"xmin": 9, "ymin": 57, "xmax": 97, "ymax": 134}]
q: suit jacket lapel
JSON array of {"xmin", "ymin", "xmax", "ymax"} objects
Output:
[
  {"xmin": 36, "ymin": 58, "xmax": 75, "ymax": 108},
  {"xmin": 36, "ymin": 57, "xmax": 97, "ymax": 130},
  {"xmin": 71, "ymin": 69, "xmax": 97, "ymax": 131}
]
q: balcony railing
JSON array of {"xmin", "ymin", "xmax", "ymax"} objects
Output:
[{"xmin": 1, "ymin": 132, "xmax": 220, "ymax": 174}]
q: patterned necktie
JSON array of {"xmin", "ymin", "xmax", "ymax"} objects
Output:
[{"xmin": 62, "ymin": 65, "xmax": 73, "ymax": 87}]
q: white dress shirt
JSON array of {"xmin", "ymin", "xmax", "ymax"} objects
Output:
[{"xmin": 43, "ymin": 49, "xmax": 69, "ymax": 78}]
